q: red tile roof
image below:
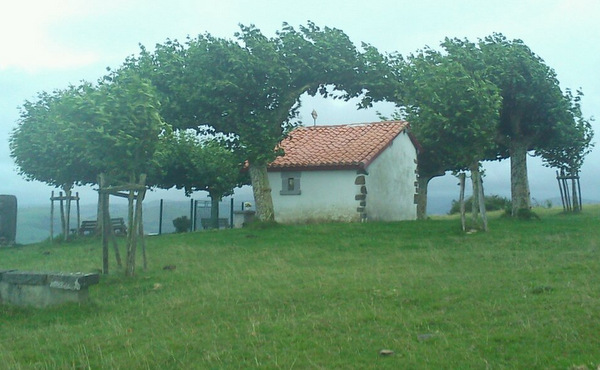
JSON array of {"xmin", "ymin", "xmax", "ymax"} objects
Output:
[{"xmin": 268, "ymin": 121, "xmax": 411, "ymax": 171}]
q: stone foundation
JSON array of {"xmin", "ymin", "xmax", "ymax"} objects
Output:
[{"xmin": 0, "ymin": 270, "xmax": 99, "ymax": 308}]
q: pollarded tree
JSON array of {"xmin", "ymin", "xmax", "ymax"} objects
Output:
[
  {"xmin": 536, "ymin": 89, "xmax": 594, "ymax": 177},
  {"xmin": 10, "ymin": 85, "xmax": 99, "ymax": 239},
  {"xmin": 536, "ymin": 89, "xmax": 594, "ymax": 212},
  {"xmin": 396, "ymin": 47, "xmax": 502, "ymax": 223},
  {"xmin": 80, "ymin": 69, "xmax": 165, "ymax": 276},
  {"xmin": 361, "ymin": 34, "xmax": 592, "ymax": 218},
  {"xmin": 356, "ymin": 43, "xmax": 502, "ymax": 220},
  {"xmin": 450, "ymin": 34, "xmax": 592, "ymax": 215},
  {"xmin": 154, "ymin": 129, "xmax": 248, "ymax": 228},
  {"xmin": 134, "ymin": 22, "xmax": 364, "ymax": 222}
]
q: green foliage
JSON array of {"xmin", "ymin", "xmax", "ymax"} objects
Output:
[
  {"xmin": 449, "ymin": 194, "xmax": 511, "ymax": 214},
  {"xmin": 85, "ymin": 69, "xmax": 166, "ymax": 183},
  {"xmin": 172, "ymin": 216, "xmax": 191, "ymax": 233},
  {"xmin": 135, "ymin": 22, "xmax": 363, "ymax": 166},
  {"xmin": 362, "ymin": 33, "xmax": 593, "ymax": 216},
  {"xmin": 10, "ymin": 84, "xmax": 99, "ymax": 189},
  {"xmin": 536, "ymin": 89, "xmax": 595, "ymax": 175},
  {"xmin": 400, "ymin": 46, "xmax": 502, "ymax": 173},
  {"xmin": 130, "ymin": 22, "xmax": 367, "ymax": 221},
  {"xmin": 11, "ymin": 69, "xmax": 166, "ymax": 190},
  {"xmin": 153, "ymin": 129, "xmax": 247, "ymax": 200},
  {"xmin": 1, "ymin": 207, "xmax": 600, "ymax": 367}
]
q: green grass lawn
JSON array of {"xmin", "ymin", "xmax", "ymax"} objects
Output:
[{"xmin": 1, "ymin": 207, "xmax": 599, "ymax": 369}]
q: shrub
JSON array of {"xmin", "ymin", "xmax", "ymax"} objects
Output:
[
  {"xmin": 449, "ymin": 195, "xmax": 511, "ymax": 214},
  {"xmin": 172, "ymin": 216, "xmax": 191, "ymax": 233}
]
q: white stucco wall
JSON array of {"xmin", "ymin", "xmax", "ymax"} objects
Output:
[
  {"xmin": 364, "ymin": 131, "xmax": 417, "ymax": 221},
  {"xmin": 268, "ymin": 170, "xmax": 359, "ymax": 223}
]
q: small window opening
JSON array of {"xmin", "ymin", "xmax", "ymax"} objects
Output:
[{"xmin": 280, "ymin": 172, "xmax": 301, "ymax": 195}]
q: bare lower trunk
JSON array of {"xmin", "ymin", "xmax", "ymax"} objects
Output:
[
  {"xmin": 59, "ymin": 193, "xmax": 65, "ymax": 239},
  {"xmin": 458, "ymin": 173, "xmax": 466, "ymax": 231},
  {"xmin": 416, "ymin": 170, "xmax": 445, "ymax": 220},
  {"xmin": 571, "ymin": 178, "xmax": 580, "ymax": 212},
  {"xmin": 64, "ymin": 187, "xmax": 72, "ymax": 241},
  {"xmin": 126, "ymin": 174, "xmax": 146, "ymax": 277},
  {"xmin": 470, "ymin": 166, "xmax": 480, "ymax": 224},
  {"xmin": 209, "ymin": 194, "xmax": 220, "ymax": 229},
  {"xmin": 509, "ymin": 140, "xmax": 531, "ymax": 216},
  {"xmin": 99, "ymin": 174, "xmax": 109, "ymax": 274},
  {"xmin": 473, "ymin": 165, "xmax": 488, "ymax": 232},
  {"xmin": 249, "ymin": 163, "xmax": 275, "ymax": 222}
]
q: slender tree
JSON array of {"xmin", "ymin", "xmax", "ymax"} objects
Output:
[
  {"xmin": 360, "ymin": 34, "xmax": 592, "ymax": 218},
  {"xmin": 447, "ymin": 34, "xmax": 591, "ymax": 215},
  {"xmin": 10, "ymin": 85, "xmax": 98, "ymax": 239},
  {"xmin": 358, "ymin": 44, "xmax": 502, "ymax": 219},
  {"xmin": 398, "ymin": 47, "xmax": 501, "ymax": 223},
  {"xmin": 536, "ymin": 89, "xmax": 594, "ymax": 176},
  {"xmin": 154, "ymin": 129, "xmax": 248, "ymax": 228}
]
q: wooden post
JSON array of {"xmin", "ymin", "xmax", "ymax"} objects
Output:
[{"xmin": 158, "ymin": 199, "xmax": 163, "ymax": 235}]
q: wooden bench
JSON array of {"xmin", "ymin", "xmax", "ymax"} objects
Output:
[
  {"xmin": 79, "ymin": 218, "xmax": 127, "ymax": 235},
  {"xmin": 200, "ymin": 218, "xmax": 229, "ymax": 229}
]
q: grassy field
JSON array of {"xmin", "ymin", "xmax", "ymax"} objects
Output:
[{"xmin": 1, "ymin": 207, "xmax": 599, "ymax": 369}]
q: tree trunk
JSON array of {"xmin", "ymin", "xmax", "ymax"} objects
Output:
[
  {"xmin": 50, "ymin": 191, "xmax": 54, "ymax": 242},
  {"xmin": 458, "ymin": 173, "xmax": 466, "ymax": 231},
  {"xmin": 249, "ymin": 163, "xmax": 275, "ymax": 222},
  {"xmin": 470, "ymin": 167, "xmax": 480, "ymax": 224},
  {"xmin": 571, "ymin": 177, "xmax": 579, "ymax": 212},
  {"xmin": 416, "ymin": 170, "xmax": 445, "ymax": 220},
  {"xmin": 99, "ymin": 174, "xmax": 109, "ymax": 274},
  {"xmin": 210, "ymin": 194, "xmax": 220, "ymax": 229},
  {"xmin": 125, "ymin": 177, "xmax": 137, "ymax": 277},
  {"xmin": 64, "ymin": 186, "xmax": 72, "ymax": 241},
  {"xmin": 126, "ymin": 174, "xmax": 146, "ymax": 277},
  {"xmin": 475, "ymin": 166, "xmax": 488, "ymax": 232},
  {"xmin": 509, "ymin": 140, "xmax": 531, "ymax": 216},
  {"xmin": 138, "ymin": 187, "xmax": 147, "ymax": 271},
  {"xmin": 59, "ymin": 192, "xmax": 65, "ymax": 239}
]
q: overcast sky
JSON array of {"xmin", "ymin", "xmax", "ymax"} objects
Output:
[{"xmin": 1, "ymin": 0, "xmax": 599, "ymax": 211}]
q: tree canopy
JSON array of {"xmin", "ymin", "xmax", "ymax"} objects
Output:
[
  {"xmin": 447, "ymin": 34, "xmax": 593, "ymax": 214},
  {"xmin": 10, "ymin": 85, "xmax": 98, "ymax": 190},
  {"xmin": 155, "ymin": 129, "xmax": 247, "ymax": 199},
  {"xmin": 398, "ymin": 46, "xmax": 502, "ymax": 219},
  {"xmin": 132, "ymin": 22, "xmax": 365, "ymax": 221},
  {"xmin": 360, "ymin": 33, "xmax": 593, "ymax": 218}
]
